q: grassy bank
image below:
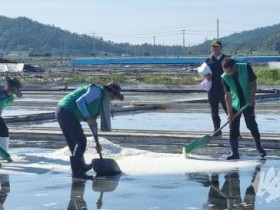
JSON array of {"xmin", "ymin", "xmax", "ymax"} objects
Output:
[
  {"xmin": 20, "ymin": 67, "xmax": 280, "ymax": 86},
  {"xmin": 254, "ymin": 67, "xmax": 280, "ymax": 84}
]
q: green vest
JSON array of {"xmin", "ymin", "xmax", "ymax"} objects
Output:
[
  {"xmin": 221, "ymin": 63, "xmax": 251, "ymax": 110},
  {"xmin": 58, "ymin": 84, "xmax": 104, "ymax": 121},
  {"xmin": 0, "ymin": 94, "xmax": 14, "ymax": 110}
]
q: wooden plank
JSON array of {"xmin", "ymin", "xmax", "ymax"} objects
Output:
[
  {"xmin": 4, "ymin": 112, "xmax": 55, "ymax": 123},
  {"xmin": 4, "ymin": 104, "xmax": 164, "ymax": 123},
  {"xmin": 8, "ymin": 127, "xmax": 280, "ymax": 153}
]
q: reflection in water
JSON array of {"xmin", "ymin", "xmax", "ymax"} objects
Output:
[
  {"xmin": 67, "ymin": 176, "xmax": 120, "ymax": 210},
  {"xmin": 92, "ymin": 176, "xmax": 120, "ymax": 210},
  {"xmin": 208, "ymin": 161, "xmax": 265, "ymax": 210},
  {"xmin": 67, "ymin": 179, "xmax": 88, "ymax": 210},
  {"xmin": 187, "ymin": 160, "xmax": 266, "ymax": 210},
  {"xmin": 0, "ymin": 174, "xmax": 10, "ymax": 210}
]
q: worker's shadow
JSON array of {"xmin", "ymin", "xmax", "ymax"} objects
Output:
[
  {"xmin": 67, "ymin": 174, "xmax": 121, "ymax": 210},
  {"xmin": 2, "ymin": 155, "xmax": 69, "ymax": 175},
  {"xmin": 0, "ymin": 173, "xmax": 10, "ymax": 209},
  {"xmin": 186, "ymin": 159, "xmax": 266, "ymax": 209}
]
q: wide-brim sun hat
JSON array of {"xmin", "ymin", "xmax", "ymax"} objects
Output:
[{"xmin": 106, "ymin": 83, "xmax": 124, "ymax": 101}]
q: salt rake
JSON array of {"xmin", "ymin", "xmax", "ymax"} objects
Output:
[
  {"xmin": 91, "ymin": 126, "xmax": 122, "ymax": 177},
  {"xmin": 184, "ymin": 103, "xmax": 249, "ymax": 154}
]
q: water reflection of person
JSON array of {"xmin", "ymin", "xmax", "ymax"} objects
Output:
[
  {"xmin": 206, "ymin": 161, "xmax": 265, "ymax": 209},
  {"xmin": 67, "ymin": 179, "xmax": 88, "ymax": 210},
  {"xmin": 0, "ymin": 174, "xmax": 10, "ymax": 209},
  {"xmin": 67, "ymin": 175, "xmax": 121, "ymax": 210}
]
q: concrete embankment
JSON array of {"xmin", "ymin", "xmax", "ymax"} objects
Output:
[{"xmin": 9, "ymin": 127, "xmax": 280, "ymax": 155}]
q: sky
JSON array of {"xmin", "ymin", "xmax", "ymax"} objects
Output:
[{"xmin": 0, "ymin": 0, "xmax": 280, "ymax": 46}]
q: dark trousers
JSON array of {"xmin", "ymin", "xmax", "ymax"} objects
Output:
[
  {"xmin": 55, "ymin": 106, "xmax": 87, "ymax": 157},
  {"xmin": 208, "ymin": 91, "xmax": 227, "ymax": 130},
  {"xmin": 230, "ymin": 106, "xmax": 260, "ymax": 139},
  {"xmin": 0, "ymin": 117, "xmax": 8, "ymax": 137}
]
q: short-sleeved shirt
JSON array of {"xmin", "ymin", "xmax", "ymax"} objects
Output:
[{"xmin": 222, "ymin": 63, "xmax": 256, "ymax": 106}]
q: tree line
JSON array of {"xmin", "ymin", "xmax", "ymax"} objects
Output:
[{"xmin": 0, "ymin": 15, "xmax": 280, "ymax": 58}]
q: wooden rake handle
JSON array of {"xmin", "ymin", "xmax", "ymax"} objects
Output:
[
  {"xmin": 91, "ymin": 126, "xmax": 103, "ymax": 159},
  {"xmin": 211, "ymin": 103, "xmax": 250, "ymax": 137}
]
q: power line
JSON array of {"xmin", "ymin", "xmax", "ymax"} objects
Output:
[
  {"xmin": 97, "ymin": 29, "xmax": 218, "ymax": 38},
  {"xmin": 217, "ymin": 18, "xmax": 219, "ymax": 39}
]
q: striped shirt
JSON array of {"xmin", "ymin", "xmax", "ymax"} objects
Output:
[
  {"xmin": 83, "ymin": 85, "xmax": 101, "ymax": 103},
  {"xmin": 76, "ymin": 85, "xmax": 102, "ymax": 118}
]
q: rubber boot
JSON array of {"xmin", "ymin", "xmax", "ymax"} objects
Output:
[
  {"xmin": 253, "ymin": 137, "xmax": 267, "ymax": 158},
  {"xmin": 0, "ymin": 137, "xmax": 9, "ymax": 152},
  {"xmin": 70, "ymin": 156, "xmax": 93, "ymax": 180},
  {"xmin": 227, "ymin": 138, "xmax": 240, "ymax": 160},
  {"xmin": 82, "ymin": 157, "xmax": 92, "ymax": 173}
]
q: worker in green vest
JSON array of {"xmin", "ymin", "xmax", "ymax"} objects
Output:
[
  {"xmin": 221, "ymin": 57, "xmax": 266, "ymax": 160},
  {"xmin": 55, "ymin": 83, "xmax": 124, "ymax": 179},
  {"xmin": 0, "ymin": 76, "xmax": 22, "ymax": 152}
]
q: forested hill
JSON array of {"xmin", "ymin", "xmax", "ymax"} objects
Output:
[
  {"xmin": 0, "ymin": 15, "xmax": 280, "ymax": 57},
  {"xmin": 193, "ymin": 24, "xmax": 280, "ymax": 56}
]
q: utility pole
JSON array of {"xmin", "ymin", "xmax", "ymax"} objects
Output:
[
  {"xmin": 17, "ymin": 23, "xmax": 20, "ymax": 61},
  {"xmin": 63, "ymin": 39, "xmax": 67, "ymax": 63},
  {"xmin": 61, "ymin": 38, "xmax": 67, "ymax": 65},
  {"xmin": 274, "ymin": 29, "xmax": 276, "ymax": 52},
  {"xmin": 217, "ymin": 19, "xmax": 219, "ymax": 39},
  {"xmin": 153, "ymin": 36, "xmax": 156, "ymax": 56},
  {"xmin": 92, "ymin": 32, "xmax": 96, "ymax": 55},
  {"xmin": 182, "ymin": 29, "xmax": 186, "ymax": 55}
]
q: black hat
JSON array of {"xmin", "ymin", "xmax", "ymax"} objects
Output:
[
  {"xmin": 106, "ymin": 83, "xmax": 124, "ymax": 101},
  {"xmin": 211, "ymin": 40, "xmax": 222, "ymax": 47},
  {"xmin": 5, "ymin": 76, "xmax": 22, "ymax": 98}
]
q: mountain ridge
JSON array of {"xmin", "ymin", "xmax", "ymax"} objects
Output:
[{"xmin": 0, "ymin": 15, "xmax": 279, "ymax": 57}]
